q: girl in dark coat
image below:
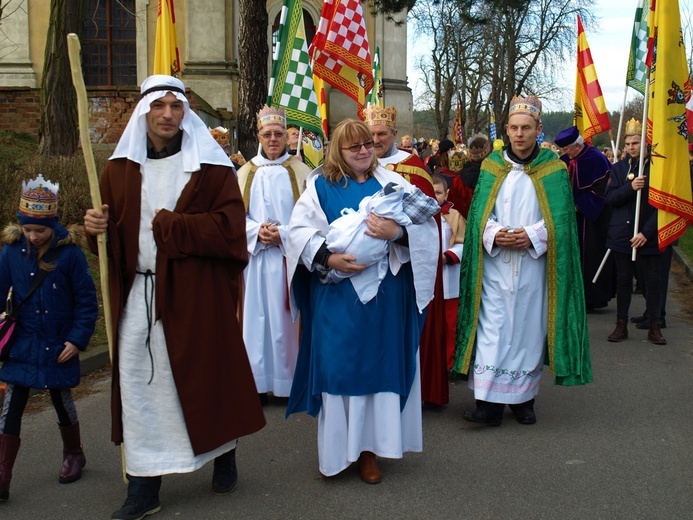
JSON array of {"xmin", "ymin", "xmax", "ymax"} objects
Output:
[{"xmin": 0, "ymin": 175, "xmax": 98, "ymax": 502}]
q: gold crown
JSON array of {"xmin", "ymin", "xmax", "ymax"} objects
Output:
[
  {"xmin": 624, "ymin": 118, "xmax": 642, "ymax": 136},
  {"xmin": 508, "ymin": 95, "xmax": 542, "ymax": 121},
  {"xmin": 363, "ymin": 105, "xmax": 397, "ymax": 128},
  {"xmin": 209, "ymin": 126, "xmax": 229, "ymax": 146},
  {"xmin": 257, "ymin": 105, "xmax": 286, "ymax": 130},
  {"xmin": 19, "ymin": 174, "xmax": 59, "ymax": 219}
]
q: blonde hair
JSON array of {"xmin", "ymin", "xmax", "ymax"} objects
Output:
[
  {"xmin": 24, "ymin": 228, "xmax": 57, "ymax": 272},
  {"xmin": 322, "ymin": 119, "xmax": 378, "ymax": 185}
]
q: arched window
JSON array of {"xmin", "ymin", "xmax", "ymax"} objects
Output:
[
  {"xmin": 271, "ymin": 10, "xmax": 316, "ymax": 58},
  {"xmin": 82, "ymin": 0, "xmax": 137, "ymax": 86}
]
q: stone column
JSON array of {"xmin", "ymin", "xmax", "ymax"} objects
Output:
[
  {"xmin": 0, "ymin": 0, "xmax": 37, "ymax": 87},
  {"xmin": 183, "ymin": 0, "xmax": 234, "ymax": 111},
  {"xmin": 371, "ymin": 10, "xmax": 413, "ymax": 136}
]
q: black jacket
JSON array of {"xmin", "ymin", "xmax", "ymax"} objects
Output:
[{"xmin": 605, "ymin": 156, "xmax": 660, "ymax": 255}]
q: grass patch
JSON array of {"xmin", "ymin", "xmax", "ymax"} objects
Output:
[{"xmin": 678, "ymin": 226, "xmax": 693, "ymax": 263}]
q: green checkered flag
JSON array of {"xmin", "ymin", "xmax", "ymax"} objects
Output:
[
  {"xmin": 268, "ymin": 0, "xmax": 323, "ymax": 137},
  {"xmin": 626, "ymin": 0, "xmax": 649, "ymax": 95}
]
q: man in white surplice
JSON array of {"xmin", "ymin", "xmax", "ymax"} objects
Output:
[{"xmin": 237, "ymin": 106, "xmax": 310, "ymax": 400}]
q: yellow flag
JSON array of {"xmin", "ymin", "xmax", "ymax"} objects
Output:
[
  {"xmin": 646, "ymin": 0, "xmax": 693, "ymax": 249},
  {"xmin": 153, "ymin": 0, "xmax": 181, "ymax": 77}
]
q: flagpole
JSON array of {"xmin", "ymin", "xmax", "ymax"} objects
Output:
[
  {"xmin": 631, "ymin": 77, "xmax": 650, "ymax": 262},
  {"xmin": 614, "ymin": 85, "xmax": 629, "ymax": 158}
]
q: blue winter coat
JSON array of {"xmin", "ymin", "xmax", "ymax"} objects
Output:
[{"xmin": 0, "ymin": 223, "xmax": 98, "ymax": 389}]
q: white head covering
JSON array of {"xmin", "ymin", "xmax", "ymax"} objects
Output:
[{"xmin": 110, "ymin": 75, "xmax": 232, "ymax": 171}]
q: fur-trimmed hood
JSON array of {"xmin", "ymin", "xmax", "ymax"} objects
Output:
[{"xmin": 1, "ymin": 222, "xmax": 88, "ymax": 249}]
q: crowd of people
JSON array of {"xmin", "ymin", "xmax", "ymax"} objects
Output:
[{"xmin": 0, "ymin": 74, "xmax": 678, "ymax": 519}]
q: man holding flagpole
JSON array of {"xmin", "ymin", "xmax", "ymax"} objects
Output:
[{"xmin": 605, "ymin": 120, "xmax": 666, "ymax": 345}]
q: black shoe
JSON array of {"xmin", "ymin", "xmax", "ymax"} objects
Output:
[
  {"xmin": 509, "ymin": 401, "xmax": 537, "ymax": 425},
  {"xmin": 258, "ymin": 393, "xmax": 269, "ymax": 406},
  {"xmin": 630, "ymin": 314, "xmax": 648, "ymax": 324},
  {"xmin": 636, "ymin": 318, "xmax": 666, "ymax": 329},
  {"xmin": 111, "ymin": 495, "xmax": 161, "ymax": 520},
  {"xmin": 112, "ymin": 475, "xmax": 161, "ymax": 520},
  {"xmin": 462, "ymin": 409, "xmax": 502, "ymax": 427},
  {"xmin": 212, "ymin": 449, "xmax": 238, "ymax": 495}
]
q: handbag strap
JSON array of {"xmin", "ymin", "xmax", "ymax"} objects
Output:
[{"xmin": 8, "ymin": 249, "xmax": 58, "ymax": 318}]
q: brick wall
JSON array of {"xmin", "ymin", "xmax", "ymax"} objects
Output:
[{"xmin": 0, "ymin": 86, "xmax": 229, "ymax": 149}]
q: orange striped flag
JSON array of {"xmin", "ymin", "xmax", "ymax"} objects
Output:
[
  {"xmin": 153, "ymin": 0, "xmax": 181, "ymax": 77},
  {"xmin": 645, "ymin": 0, "xmax": 693, "ymax": 249},
  {"xmin": 574, "ymin": 16, "xmax": 610, "ymax": 141}
]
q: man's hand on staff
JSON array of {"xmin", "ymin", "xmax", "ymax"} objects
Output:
[
  {"xmin": 84, "ymin": 204, "xmax": 109, "ymax": 235},
  {"xmin": 494, "ymin": 227, "xmax": 531, "ymax": 249}
]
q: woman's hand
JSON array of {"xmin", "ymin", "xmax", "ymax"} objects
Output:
[
  {"xmin": 84, "ymin": 204, "xmax": 109, "ymax": 235},
  {"xmin": 364, "ymin": 213, "xmax": 401, "ymax": 240},
  {"xmin": 58, "ymin": 342, "xmax": 79, "ymax": 363},
  {"xmin": 327, "ymin": 253, "xmax": 367, "ymax": 273}
]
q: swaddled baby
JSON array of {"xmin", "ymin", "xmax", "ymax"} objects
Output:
[{"xmin": 325, "ymin": 182, "xmax": 439, "ymax": 303}]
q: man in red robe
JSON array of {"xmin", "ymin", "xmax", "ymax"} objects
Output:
[{"xmin": 364, "ymin": 105, "xmax": 449, "ymax": 406}]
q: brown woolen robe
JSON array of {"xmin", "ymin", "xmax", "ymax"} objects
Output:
[{"xmin": 88, "ymin": 158, "xmax": 266, "ymax": 455}]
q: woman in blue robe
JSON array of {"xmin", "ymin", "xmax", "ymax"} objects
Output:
[{"xmin": 286, "ymin": 120, "xmax": 438, "ymax": 484}]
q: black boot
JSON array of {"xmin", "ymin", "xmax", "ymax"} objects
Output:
[
  {"xmin": 212, "ymin": 448, "xmax": 238, "ymax": 495},
  {"xmin": 0, "ymin": 434, "xmax": 21, "ymax": 501},
  {"xmin": 463, "ymin": 400, "xmax": 504, "ymax": 426},
  {"xmin": 111, "ymin": 475, "xmax": 162, "ymax": 520},
  {"xmin": 509, "ymin": 399, "xmax": 537, "ymax": 425},
  {"xmin": 59, "ymin": 422, "xmax": 86, "ymax": 483}
]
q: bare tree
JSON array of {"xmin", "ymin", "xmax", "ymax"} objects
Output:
[
  {"xmin": 411, "ymin": 0, "xmax": 595, "ymax": 142},
  {"xmin": 39, "ymin": 0, "xmax": 87, "ymax": 156},
  {"xmin": 237, "ymin": 0, "xmax": 268, "ymax": 160}
]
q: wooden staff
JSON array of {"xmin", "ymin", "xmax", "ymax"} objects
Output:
[
  {"xmin": 66, "ymin": 34, "xmax": 113, "ymax": 360},
  {"xmin": 66, "ymin": 33, "xmax": 125, "ymax": 481}
]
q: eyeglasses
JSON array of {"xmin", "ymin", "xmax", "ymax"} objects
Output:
[
  {"xmin": 258, "ymin": 131, "xmax": 287, "ymax": 139},
  {"xmin": 342, "ymin": 141, "xmax": 374, "ymax": 153}
]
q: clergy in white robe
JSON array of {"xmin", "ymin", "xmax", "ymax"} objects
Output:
[{"xmin": 237, "ymin": 107, "xmax": 310, "ymax": 398}]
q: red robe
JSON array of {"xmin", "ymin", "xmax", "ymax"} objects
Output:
[
  {"xmin": 381, "ymin": 151, "xmax": 449, "ymax": 405},
  {"xmin": 89, "ymin": 158, "xmax": 266, "ymax": 455}
]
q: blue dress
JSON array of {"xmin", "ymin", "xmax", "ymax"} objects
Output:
[{"xmin": 287, "ymin": 175, "xmax": 425, "ymax": 417}]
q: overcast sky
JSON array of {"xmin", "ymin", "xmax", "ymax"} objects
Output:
[{"xmin": 407, "ymin": 0, "xmax": 693, "ymax": 114}]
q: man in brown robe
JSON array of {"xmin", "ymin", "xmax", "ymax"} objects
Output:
[{"xmin": 85, "ymin": 75, "xmax": 265, "ymax": 520}]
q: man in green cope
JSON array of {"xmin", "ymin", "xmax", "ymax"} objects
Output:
[{"xmin": 453, "ymin": 95, "xmax": 592, "ymax": 427}]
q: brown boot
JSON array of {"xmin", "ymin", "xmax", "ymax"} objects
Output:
[
  {"xmin": 358, "ymin": 451, "xmax": 382, "ymax": 484},
  {"xmin": 59, "ymin": 422, "xmax": 86, "ymax": 484},
  {"xmin": 0, "ymin": 434, "xmax": 21, "ymax": 501},
  {"xmin": 608, "ymin": 318, "xmax": 628, "ymax": 342},
  {"xmin": 648, "ymin": 320, "xmax": 667, "ymax": 345}
]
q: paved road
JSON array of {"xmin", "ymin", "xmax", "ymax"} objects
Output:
[{"xmin": 4, "ymin": 276, "xmax": 693, "ymax": 519}]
